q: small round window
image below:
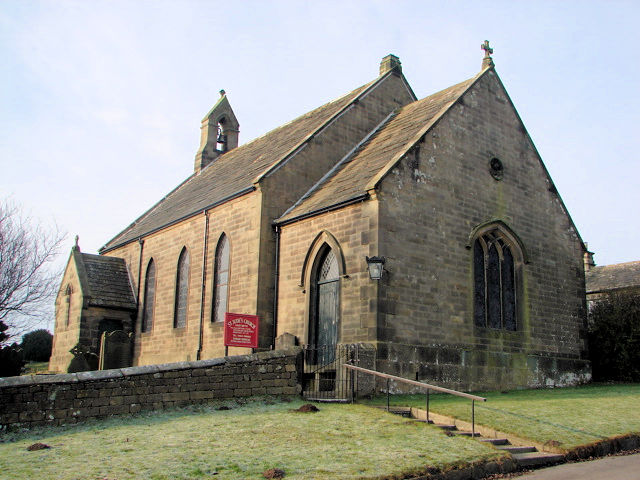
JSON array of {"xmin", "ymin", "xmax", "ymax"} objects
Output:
[{"xmin": 489, "ymin": 157, "xmax": 504, "ymax": 180}]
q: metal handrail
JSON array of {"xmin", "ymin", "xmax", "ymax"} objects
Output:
[{"xmin": 344, "ymin": 364, "xmax": 486, "ymax": 437}]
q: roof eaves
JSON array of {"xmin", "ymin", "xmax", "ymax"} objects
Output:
[
  {"xmin": 100, "ymin": 173, "xmax": 196, "ymax": 252},
  {"xmin": 100, "ymin": 185, "xmax": 256, "ymax": 253},
  {"xmin": 364, "ymin": 68, "xmax": 490, "ymax": 192},
  {"xmin": 275, "ymin": 194, "xmax": 369, "ymax": 227}
]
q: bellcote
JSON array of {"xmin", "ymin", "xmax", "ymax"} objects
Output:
[{"xmin": 194, "ymin": 90, "xmax": 240, "ymax": 173}]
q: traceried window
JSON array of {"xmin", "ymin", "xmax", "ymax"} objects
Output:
[
  {"xmin": 141, "ymin": 259, "xmax": 156, "ymax": 333},
  {"xmin": 174, "ymin": 248, "xmax": 190, "ymax": 328},
  {"xmin": 473, "ymin": 229, "xmax": 519, "ymax": 331},
  {"xmin": 212, "ymin": 234, "xmax": 230, "ymax": 323}
]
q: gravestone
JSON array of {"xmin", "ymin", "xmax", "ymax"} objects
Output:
[
  {"xmin": 67, "ymin": 343, "xmax": 99, "ymax": 373},
  {"xmin": 98, "ymin": 330, "xmax": 132, "ymax": 370}
]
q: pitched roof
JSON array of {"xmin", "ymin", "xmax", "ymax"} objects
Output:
[
  {"xmin": 277, "ymin": 73, "xmax": 482, "ymax": 224},
  {"xmin": 586, "ymin": 261, "xmax": 640, "ymax": 294},
  {"xmin": 76, "ymin": 252, "xmax": 136, "ymax": 310},
  {"xmin": 101, "ymin": 79, "xmax": 379, "ymax": 252}
]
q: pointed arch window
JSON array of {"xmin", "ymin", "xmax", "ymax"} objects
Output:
[
  {"xmin": 174, "ymin": 248, "xmax": 190, "ymax": 328},
  {"xmin": 141, "ymin": 259, "xmax": 156, "ymax": 333},
  {"xmin": 473, "ymin": 228, "xmax": 521, "ymax": 331},
  {"xmin": 212, "ymin": 234, "xmax": 230, "ymax": 323},
  {"xmin": 64, "ymin": 284, "xmax": 73, "ymax": 327}
]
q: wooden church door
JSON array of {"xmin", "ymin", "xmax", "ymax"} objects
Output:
[{"xmin": 311, "ymin": 248, "xmax": 340, "ymax": 362}]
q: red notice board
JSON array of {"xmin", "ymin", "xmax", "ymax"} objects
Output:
[{"xmin": 224, "ymin": 313, "xmax": 259, "ymax": 348}]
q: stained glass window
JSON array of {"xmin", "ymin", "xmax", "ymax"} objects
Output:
[{"xmin": 473, "ymin": 230, "xmax": 519, "ymax": 331}]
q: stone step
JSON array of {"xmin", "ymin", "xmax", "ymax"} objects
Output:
[
  {"xmin": 496, "ymin": 445, "xmax": 537, "ymax": 454},
  {"xmin": 478, "ymin": 438, "xmax": 510, "ymax": 446},
  {"xmin": 303, "ymin": 397, "xmax": 349, "ymax": 403},
  {"xmin": 511, "ymin": 452, "xmax": 564, "ymax": 468},
  {"xmin": 412, "ymin": 419, "xmax": 435, "ymax": 424},
  {"xmin": 435, "ymin": 424, "xmax": 457, "ymax": 431},
  {"xmin": 453, "ymin": 431, "xmax": 482, "ymax": 437}
]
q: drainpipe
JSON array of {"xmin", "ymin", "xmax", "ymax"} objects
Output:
[
  {"xmin": 132, "ymin": 238, "xmax": 144, "ymax": 364},
  {"xmin": 197, "ymin": 210, "xmax": 210, "ymax": 360},
  {"xmin": 272, "ymin": 224, "xmax": 280, "ymax": 349},
  {"xmin": 135, "ymin": 238, "xmax": 145, "ymax": 318}
]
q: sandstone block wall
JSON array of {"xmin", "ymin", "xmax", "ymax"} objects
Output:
[
  {"xmin": 106, "ymin": 193, "xmax": 262, "ymax": 367},
  {"xmin": 2, "ymin": 349, "xmax": 302, "ymax": 430},
  {"xmin": 277, "ymin": 201, "xmax": 379, "ymax": 345},
  {"xmin": 375, "ymin": 70, "xmax": 589, "ymax": 390},
  {"xmin": 49, "ymin": 255, "xmax": 86, "ymax": 372}
]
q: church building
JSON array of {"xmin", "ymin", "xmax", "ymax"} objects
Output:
[{"xmin": 49, "ymin": 45, "xmax": 591, "ymax": 390}]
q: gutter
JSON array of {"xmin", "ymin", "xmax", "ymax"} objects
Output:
[
  {"xmin": 275, "ymin": 194, "xmax": 369, "ymax": 227},
  {"xmin": 101, "ymin": 186, "xmax": 255, "ymax": 254}
]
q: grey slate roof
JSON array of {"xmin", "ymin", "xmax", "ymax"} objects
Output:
[
  {"xmin": 277, "ymin": 73, "xmax": 481, "ymax": 223},
  {"xmin": 101, "ymin": 78, "xmax": 379, "ymax": 252},
  {"xmin": 586, "ymin": 261, "xmax": 640, "ymax": 294},
  {"xmin": 77, "ymin": 253, "xmax": 136, "ymax": 310}
]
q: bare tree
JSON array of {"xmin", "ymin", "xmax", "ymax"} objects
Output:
[{"xmin": 0, "ymin": 200, "xmax": 65, "ymax": 343}]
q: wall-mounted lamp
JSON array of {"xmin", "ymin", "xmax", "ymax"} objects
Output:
[{"xmin": 366, "ymin": 256, "xmax": 385, "ymax": 280}]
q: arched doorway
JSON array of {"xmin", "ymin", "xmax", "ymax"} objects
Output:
[{"xmin": 309, "ymin": 247, "xmax": 340, "ymax": 364}]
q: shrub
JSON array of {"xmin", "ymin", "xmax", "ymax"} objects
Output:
[
  {"xmin": 0, "ymin": 321, "xmax": 25, "ymax": 376},
  {"xmin": 0, "ymin": 343, "xmax": 25, "ymax": 377},
  {"xmin": 21, "ymin": 329, "xmax": 53, "ymax": 362},
  {"xmin": 587, "ymin": 291, "xmax": 640, "ymax": 381}
]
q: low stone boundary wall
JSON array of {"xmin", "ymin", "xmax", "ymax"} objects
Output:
[{"xmin": 0, "ymin": 348, "xmax": 302, "ymax": 429}]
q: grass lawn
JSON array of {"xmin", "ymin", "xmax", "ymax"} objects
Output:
[
  {"xmin": 22, "ymin": 362, "xmax": 50, "ymax": 375},
  {"xmin": 363, "ymin": 384, "xmax": 640, "ymax": 449},
  {"xmin": 0, "ymin": 398, "xmax": 505, "ymax": 480}
]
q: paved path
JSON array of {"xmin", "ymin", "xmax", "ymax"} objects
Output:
[{"xmin": 517, "ymin": 453, "xmax": 640, "ymax": 479}]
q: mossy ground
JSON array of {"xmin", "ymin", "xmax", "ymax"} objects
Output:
[
  {"xmin": 364, "ymin": 383, "xmax": 640, "ymax": 449},
  {"xmin": 0, "ymin": 398, "xmax": 503, "ymax": 480}
]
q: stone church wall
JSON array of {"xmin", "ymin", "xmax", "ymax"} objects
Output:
[
  {"xmin": 106, "ymin": 192, "xmax": 262, "ymax": 366},
  {"xmin": 277, "ymin": 201, "xmax": 379, "ymax": 345},
  {"xmin": 1, "ymin": 349, "xmax": 301, "ymax": 430},
  {"xmin": 258, "ymin": 72, "xmax": 415, "ymax": 348},
  {"xmin": 49, "ymin": 256, "xmax": 86, "ymax": 373},
  {"xmin": 375, "ymin": 70, "xmax": 590, "ymax": 390}
]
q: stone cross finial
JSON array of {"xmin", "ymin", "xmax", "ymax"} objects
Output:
[{"xmin": 481, "ymin": 40, "xmax": 494, "ymax": 69}]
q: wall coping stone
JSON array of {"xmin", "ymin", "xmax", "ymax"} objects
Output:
[
  {"xmin": 190, "ymin": 358, "xmax": 225, "ymax": 368},
  {"xmin": 120, "ymin": 364, "xmax": 160, "ymax": 376},
  {"xmin": 76, "ymin": 369, "xmax": 123, "ymax": 381},
  {"xmin": 37, "ymin": 373, "xmax": 80, "ymax": 384},
  {"xmin": 0, "ymin": 348, "xmax": 302, "ymax": 390},
  {"xmin": 0, "ymin": 375, "xmax": 36, "ymax": 387}
]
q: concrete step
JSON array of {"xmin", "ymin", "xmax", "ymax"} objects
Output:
[
  {"xmin": 412, "ymin": 419, "xmax": 435, "ymax": 424},
  {"xmin": 496, "ymin": 445, "xmax": 537, "ymax": 454},
  {"xmin": 479, "ymin": 438, "xmax": 510, "ymax": 446},
  {"xmin": 512, "ymin": 452, "xmax": 564, "ymax": 468}
]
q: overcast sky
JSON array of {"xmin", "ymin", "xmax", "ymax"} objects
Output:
[{"xmin": 1, "ymin": 1, "xmax": 639, "ymax": 331}]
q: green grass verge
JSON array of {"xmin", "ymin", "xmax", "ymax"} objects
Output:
[
  {"xmin": 0, "ymin": 398, "xmax": 505, "ymax": 480},
  {"xmin": 22, "ymin": 362, "xmax": 50, "ymax": 375},
  {"xmin": 363, "ymin": 384, "xmax": 640, "ymax": 449}
]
